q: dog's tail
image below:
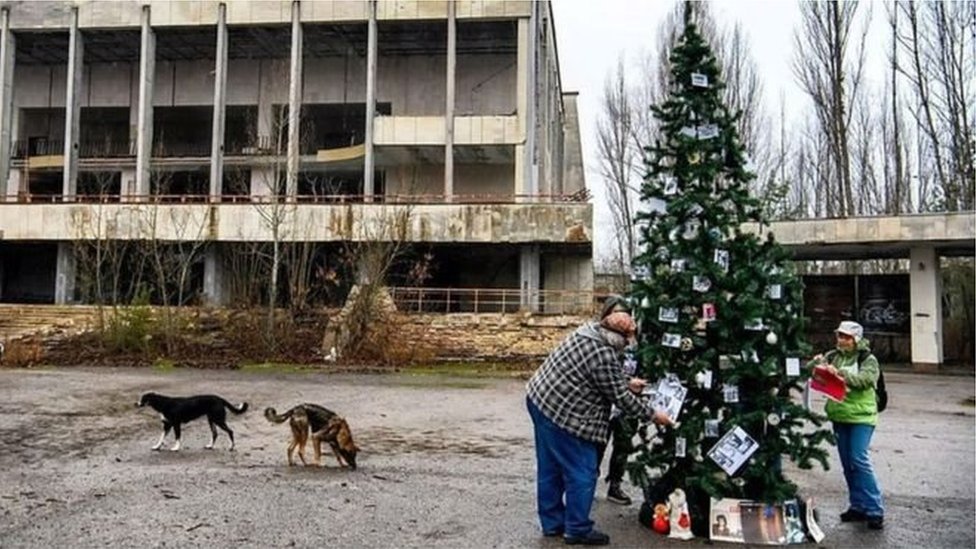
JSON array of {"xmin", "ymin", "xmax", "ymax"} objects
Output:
[
  {"xmin": 264, "ymin": 406, "xmax": 296, "ymax": 424},
  {"xmin": 222, "ymin": 399, "xmax": 248, "ymax": 415}
]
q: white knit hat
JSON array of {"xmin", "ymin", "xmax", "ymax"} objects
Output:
[{"xmin": 835, "ymin": 320, "xmax": 864, "ymax": 342}]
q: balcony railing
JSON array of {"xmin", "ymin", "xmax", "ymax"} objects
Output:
[{"xmin": 389, "ymin": 287, "xmax": 601, "ymax": 315}]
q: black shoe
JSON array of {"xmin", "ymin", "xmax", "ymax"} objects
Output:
[
  {"xmin": 543, "ymin": 528, "xmax": 564, "ymax": 538},
  {"xmin": 840, "ymin": 509, "xmax": 867, "ymax": 522},
  {"xmin": 606, "ymin": 483, "xmax": 632, "ymax": 506},
  {"xmin": 867, "ymin": 516, "xmax": 884, "ymax": 530},
  {"xmin": 564, "ymin": 529, "xmax": 610, "ymax": 546}
]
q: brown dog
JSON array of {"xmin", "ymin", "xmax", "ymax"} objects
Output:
[{"xmin": 264, "ymin": 403, "xmax": 359, "ymax": 469}]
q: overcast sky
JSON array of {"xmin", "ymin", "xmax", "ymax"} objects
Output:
[{"xmin": 549, "ymin": 0, "xmax": 854, "ymax": 268}]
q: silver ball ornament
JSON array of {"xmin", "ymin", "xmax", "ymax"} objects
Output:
[{"xmin": 765, "ymin": 331, "xmax": 778, "ymax": 345}]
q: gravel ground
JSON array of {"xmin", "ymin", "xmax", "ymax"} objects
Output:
[{"xmin": 0, "ymin": 367, "xmax": 972, "ymax": 548}]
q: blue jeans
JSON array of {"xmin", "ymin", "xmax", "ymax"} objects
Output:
[
  {"xmin": 527, "ymin": 397, "xmax": 599, "ymax": 537},
  {"xmin": 833, "ymin": 423, "xmax": 884, "ymax": 517}
]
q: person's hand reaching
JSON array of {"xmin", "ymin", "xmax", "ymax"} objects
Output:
[{"xmin": 628, "ymin": 378, "xmax": 648, "ymax": 394}]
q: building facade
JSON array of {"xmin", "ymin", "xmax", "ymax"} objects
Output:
[{"xmin": 0, "ymin": 0, "xmax": 591, "ymax": 312}]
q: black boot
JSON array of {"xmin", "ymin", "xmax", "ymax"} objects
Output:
[{"xmin": 606, "ymin": 482, "xmax": 632, "ymax": 505}]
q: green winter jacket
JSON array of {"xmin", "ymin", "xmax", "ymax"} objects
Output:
[{"xmin": 823, "ymin": 338, "xmax": 880, "ymax": 426}]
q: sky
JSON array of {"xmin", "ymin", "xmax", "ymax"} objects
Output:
[{"xmin": 549, "ymin": 0, "xmax": 815, "ymax": 268}]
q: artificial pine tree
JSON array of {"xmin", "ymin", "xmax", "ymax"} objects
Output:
[{"xmin": 627, "ymin": 5, "xmax": 833, "ymax": 524}]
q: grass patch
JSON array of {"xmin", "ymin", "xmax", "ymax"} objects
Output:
[
  {"xmin": 402, "ymin": 361, "xmax": 530, "ymax": 378},
  {"xmin": 238, "ymin": 362, "xmax": 315, "ymax": 374},
  {"xmin": 152, "ymin": 358, "xmax": 177, "ymax": 371}
]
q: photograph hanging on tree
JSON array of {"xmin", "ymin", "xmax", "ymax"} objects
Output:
[
  {"xmin": 707, "ymin": 426, "xmax": 758, "ymax": 476},
  {"xmin": 646, "ymin": 374, "xmax": 688, "ymax": 423}
]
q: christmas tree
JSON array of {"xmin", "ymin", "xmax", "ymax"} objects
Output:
[{"xmin": 627, "ymin": 5, "xmax": 832, "ymax": 520}]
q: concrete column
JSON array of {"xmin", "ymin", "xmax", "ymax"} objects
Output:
[
  {"xmin": 209, "ymin": 3, "xmax": 228, "ymax": 200},
  {"xmin": 257, "ymin": 60, "xmax": 273, "ymax": 143},
  {"xmin": 909, "ymin": 247, "xmax": 944, "ymax": 369},
  {"xmin": 0, "ymin": 8, "xmax": 15, "ymax": 198},
  {"xmin": 6, "ymin": 167, "xmax": 20, "ymax": 198},
  {"xmin": 524, "ymin": 3, "xmax": 538, "ymax": 199},
  {"xmin": 55, "ymin": 242, "xmax": 76, "ymax": 304},
  {"xmin": 286, "ymin": 0, "xmax": 302, "ymax": 198},
  {"xmin": 444, "ymin": 1, "xmax": 456, "ymax": 200},
  {"xmin": 62, "ymin": 7, "xmax": 83, "ymax": 199},
  {"xmin": 120, "ymin": 168, "xmax": 136, "ymax": 196},
  {"xmin": 135, "ymin": 5, "xmax": 155, "ymax": 198},
  {"xmin": 519, "ymin": 244, "xmax": 540, "ymax": 312},
  {"xmin": 363, "ymin": 0, "xmax": 377, "ymax": 198},
  {"xmin": 250, "ymin": 166, "xmax": 276, "ymax": 197},
  {"xmin": 514, "ymin": 17, "xmax": 531, "ymax": 201},
  {"xmin": 203, "ymin": 245, "xmax": 227, "ymax": 305}
]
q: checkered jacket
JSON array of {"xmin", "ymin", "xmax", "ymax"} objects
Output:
[{"xmin": 526, "ymin": 322, "xmax": 652, "ymax": 444}]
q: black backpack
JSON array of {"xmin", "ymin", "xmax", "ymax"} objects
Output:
[{"xmin": 826, "ymin": 349, "xmax": 887, "ymax": 412}]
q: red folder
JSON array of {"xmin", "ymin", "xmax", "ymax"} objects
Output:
[{"xmin": 810, "ymin": 365, "xmax": 847, "ymax": 402}]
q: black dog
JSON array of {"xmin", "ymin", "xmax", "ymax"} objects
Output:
[{"xmin": 137, "ymin": 392, "xmax": 248, "ymax": 451}]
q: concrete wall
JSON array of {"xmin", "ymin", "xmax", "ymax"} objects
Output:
[
  {"xmin": 14, "ymin": 65, "xmax": 68, "ymax": 108},
  {"xmin": 454, "ymin": 164, "xmax": 513, "ymax": 196},
  {"xmin": 13, "ymin": 55, "xmax": 513, "ymax": 118},
  {"xmin": 376, "ymin": 55, "xmax": 446, "ymax": 116},
  {"xmin": 0, "ymin": 202, "xmax": 592, "ymax": 244},
  {"xmin": 561, "ymin": 93, "xmax": 584, "ymax": 194},
  {"xmin": 455, "ymin": 54, "xmax": 516, "ymax": 115},
  {"xmin": 383, "ymin": 163, "xmax": 513, "ymax": 197},
  {"xmin": 390, "ymin": 312, "xmax": 582, "ymax": 362},
  {"xmin": 542, "ymin": 253, "xmax": 593, "ymax": 313},
  {"xmin": 1, "ymin": 1, "xmax": 530, "ymax": 29}
]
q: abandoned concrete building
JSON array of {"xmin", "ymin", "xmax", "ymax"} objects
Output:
[{"xmin": 0, "ymin": 0, "xmax": 591, "ymax": 312}]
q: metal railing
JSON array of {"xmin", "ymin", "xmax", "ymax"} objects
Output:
[{"xmin": 389, "ymin": 287, "xmax": 601, "ymax": 315}]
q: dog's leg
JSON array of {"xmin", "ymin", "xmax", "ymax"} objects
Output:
[
  {"xmin": 213, "ymin": 420, "xmax": 235, "ymax": 451},
  {"xmin": 330, "ymin": 442, "xmax": 346, "ymax": 468},
  {"xmin": 296, "ymin": 432, "xmax": 307, "ymax": 466},
  {"xmin": 170, "ymin": 423, "xmax": 182, "ymax": 451},
  {"xmin": 312, "ymin": 434, "xmax": 323, "ymax": 466},
  {"xmin": 152, "ymin": 422, "xmax": 171, "ymax": 451},
  {"xmin": 287, "ymin": 438, "xmax": 297, "ymax": 466},
  {"xmin": 205, "ymin": 420, "xmax": 218, "ymax": 450}
]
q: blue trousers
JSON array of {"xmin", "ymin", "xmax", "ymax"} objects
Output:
[
  {"xmin": 833, "ymin": 423, "xmax": 884, "ymax": 517},
  {"xmin": 527, "ymin": 397, "xmax": 599, "ymax": 537}
]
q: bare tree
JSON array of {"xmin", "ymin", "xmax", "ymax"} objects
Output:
[
  {"xmin": 892, "ymin": 0, "xmax": 974, "ymax": 211},
  {"xmin": 879, "ymin": 2, "xmax": 915, "ymax": 214},
  {"xmin": 595, "ymin": 58, "xmax": 638, "ymax": 278},
  {"xmin": 596, "ymin": 1, "xmax": 771, "ymax": 276},
  {"xmin": 793, "ymin": 1, "xmax": 870, "ymax": 217}
]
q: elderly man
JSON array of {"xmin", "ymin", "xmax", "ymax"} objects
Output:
[{"xmin": 526, "ymin": 310, "xmax": 670, "ymax": 546}]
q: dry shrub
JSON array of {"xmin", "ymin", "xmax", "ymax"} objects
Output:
[
  {"xmin": 2, "ymin": 338, "xmax": 44, "ymax": 367},
  {"xmin": 222, "ymin": 308, "xmax": 328, "ymax": 364},
  {"xmin": 348, "ymin": 314, "xmax": 436, "ymax": 365}
]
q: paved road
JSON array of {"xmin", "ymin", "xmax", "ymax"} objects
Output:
[{"xmin": 0, "ymin": 367, "xmax": 972, "ymax": 548}]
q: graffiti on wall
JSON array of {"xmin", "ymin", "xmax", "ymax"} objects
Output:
[{"xmin": 857, "ymin": 275, "xmax": 910, "ymax": 333}]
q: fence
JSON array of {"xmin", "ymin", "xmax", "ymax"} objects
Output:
[{"xmin": 388, "ymin": 287, "xmax": 604, "ymax": 315}]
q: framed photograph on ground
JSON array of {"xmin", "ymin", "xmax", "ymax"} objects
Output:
[
  {"xmin": 710, "ymin": 498, "xmax": 746, "ymax": 543},
  {"xmin": 710, "ymin": 498, "xmax": 808, "ymax": 545},
  {"xmin": 740, "ymin": 502, "xmax": 787, "ymax": 545}
]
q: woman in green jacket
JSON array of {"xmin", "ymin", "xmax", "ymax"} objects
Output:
[{"xmin": 813, "ymin": 321, "xmax": 885, "ymax": 530}]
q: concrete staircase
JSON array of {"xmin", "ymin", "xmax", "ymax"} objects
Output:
[{"xmin": 0, "ymin": 304, "xmax": 100, "ymax": 343}]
